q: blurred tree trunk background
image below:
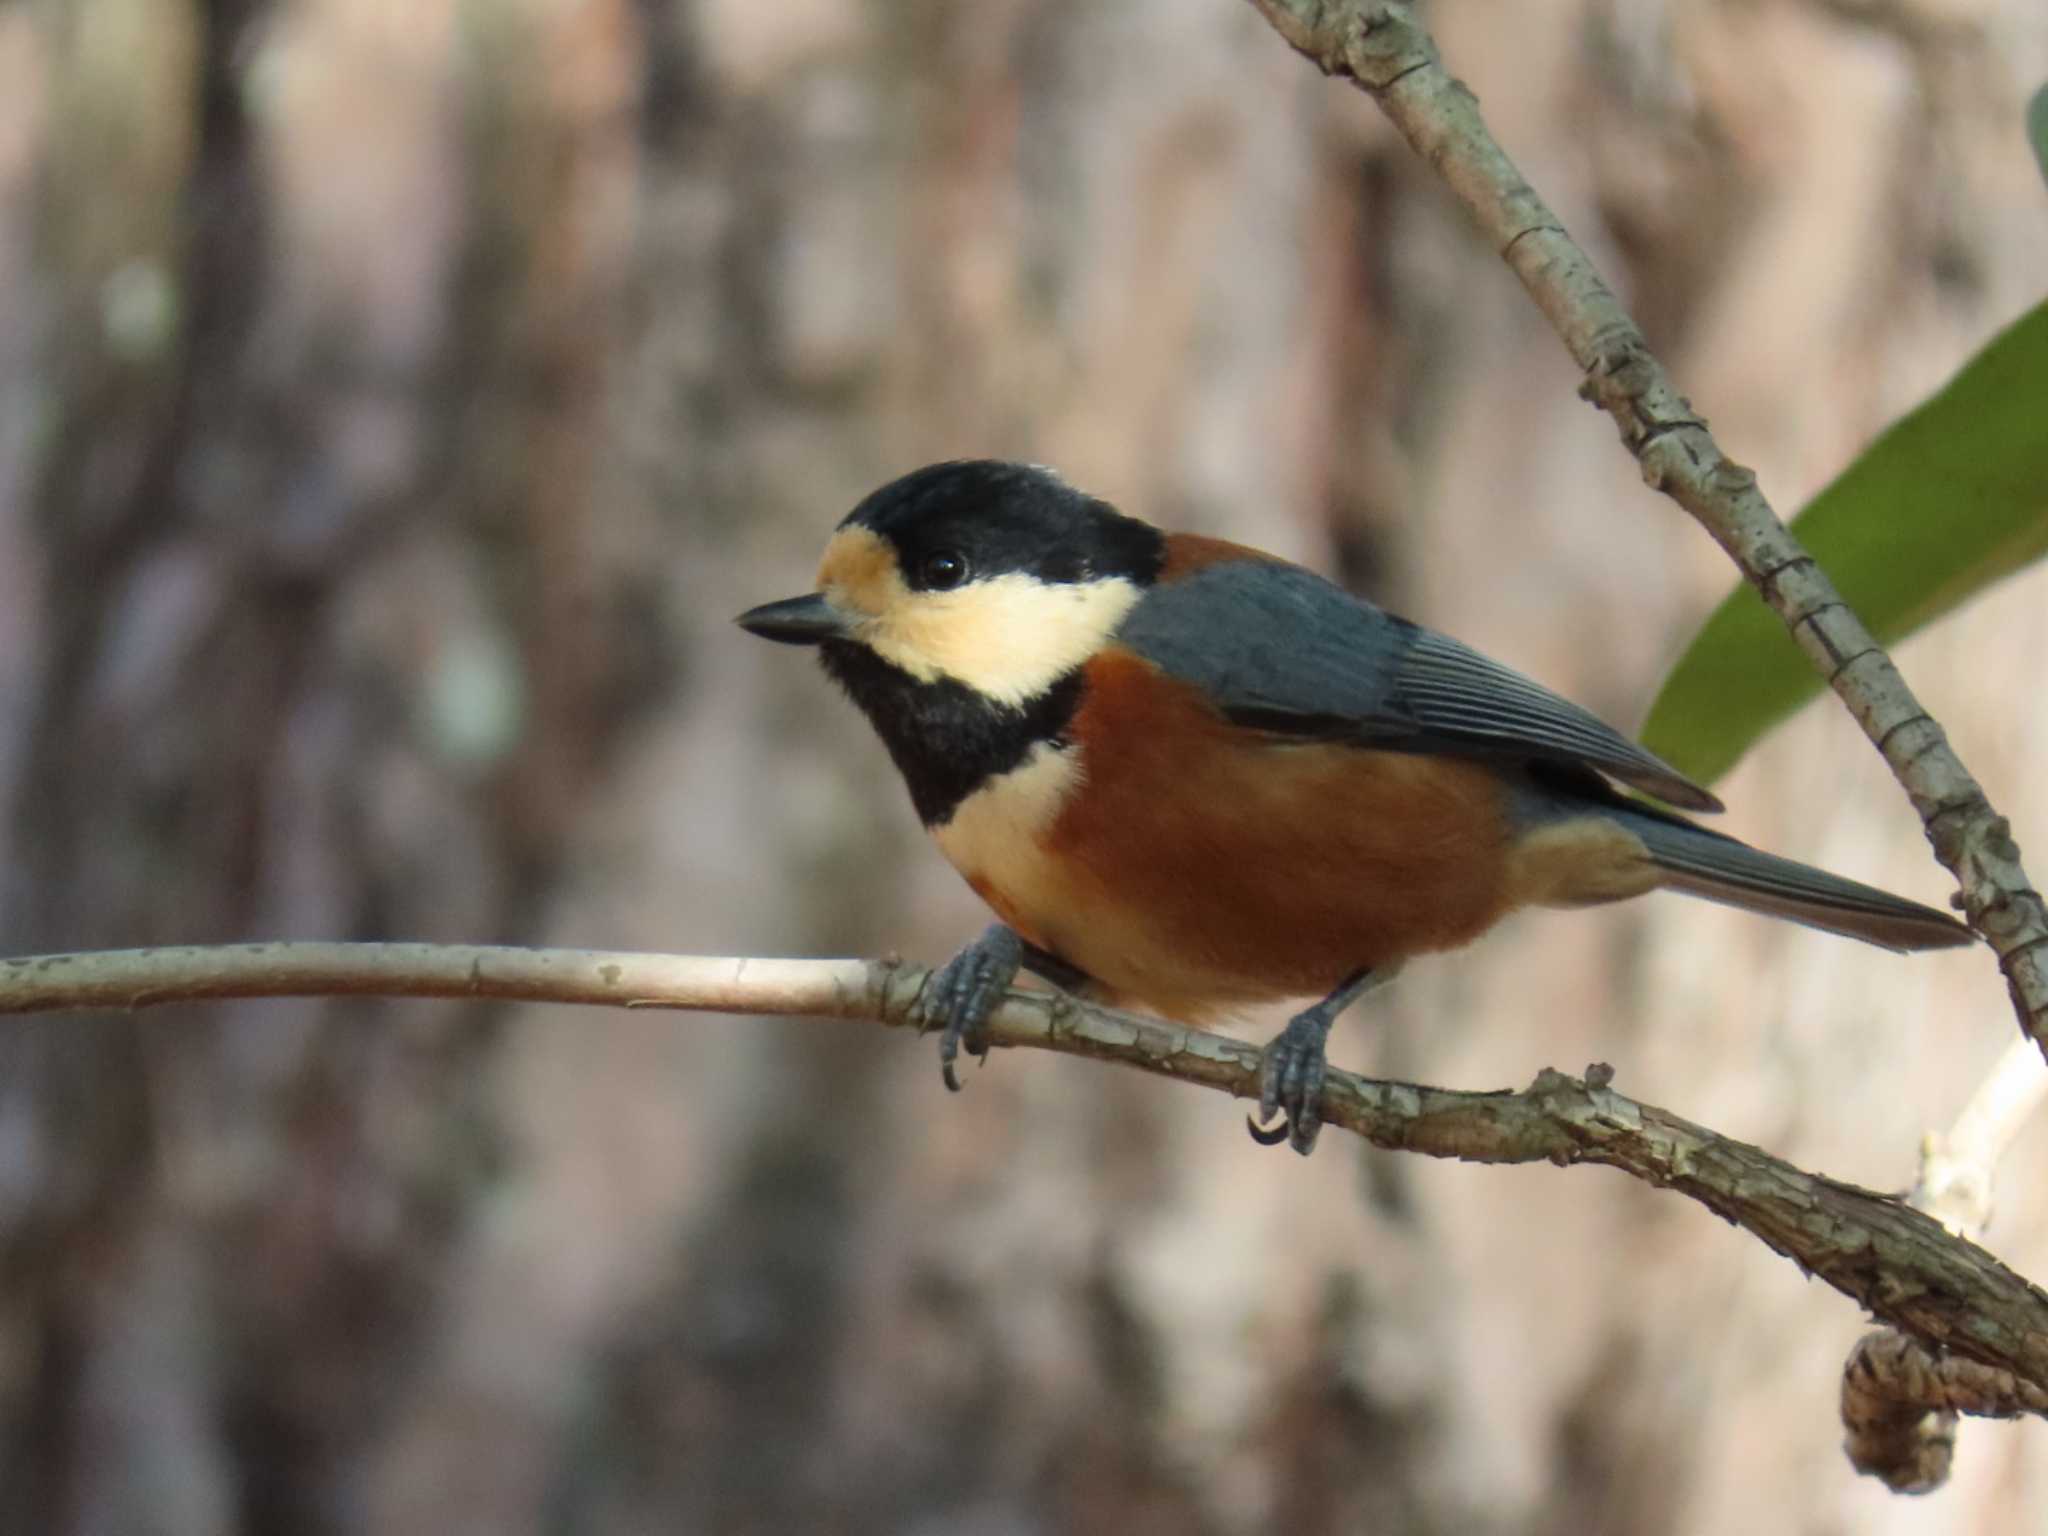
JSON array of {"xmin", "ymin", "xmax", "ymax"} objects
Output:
[{"xmin": 0, "ymin": 1, "xmax": 2044, "ymax": 1531}]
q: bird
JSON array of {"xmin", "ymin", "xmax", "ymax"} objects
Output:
[{"xmin": 736, "ymin": 460, "xmax": 1973, "ymax": 1153}]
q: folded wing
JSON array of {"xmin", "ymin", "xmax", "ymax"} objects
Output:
[{"xmin": 1114, "ymin": 559, "xmax": 1721, "ymax": 812}]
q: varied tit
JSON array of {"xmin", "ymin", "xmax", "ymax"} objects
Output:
[{"xmin": 737, "ymin": 460, "xmax": 1972, "ymax": 1153}]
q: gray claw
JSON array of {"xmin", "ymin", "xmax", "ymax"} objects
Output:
[
  {"xmin": 921, "ymin": 924, "xmax": 1024, "ymax": 1091},
  {"xmin": 1253, "ymin": 1010, "xmax": 1333, "ymax": 1156}
]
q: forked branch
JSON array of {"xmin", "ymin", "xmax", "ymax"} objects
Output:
[{"xmin": 1243, "ymin": 0, "xmax": 2048, "ymax": 1484}]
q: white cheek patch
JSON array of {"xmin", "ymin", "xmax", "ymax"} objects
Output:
[{"xmin": 865, "ymin": 574, "xmax": 1143, "ymax": 706}]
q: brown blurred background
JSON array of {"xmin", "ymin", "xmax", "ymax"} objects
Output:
[{"xmin": 1, "ymin": 1, "xmax": 2045, "ymax": 1531}]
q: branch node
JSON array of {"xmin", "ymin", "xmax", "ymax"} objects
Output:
[
  {"xmin": 1842, "ymin": 1329, "xmax": 2048, "ymax": 1491},
  {"xmin": 1343, "ymin": 2, "xmax": 1437, "ymax": 92}
]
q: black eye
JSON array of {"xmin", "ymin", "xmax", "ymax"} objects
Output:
[{"xmin": 918, "ymin": 550, "xmax": 969, "ymax": 591}]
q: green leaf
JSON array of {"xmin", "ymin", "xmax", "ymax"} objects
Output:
[
  {"xmin": 1640, "ymin": 297, "xmax": 2048, "ymax": 786},
  {"xmin": 2030, "ymin": 83, "xmax": 2048, "ymax": 191}
]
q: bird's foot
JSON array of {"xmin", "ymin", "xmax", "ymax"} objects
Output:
[
  {"xmin": 918, "ymin": 924, "xmax": 1024, "ymax": 1090},
  {"xmin": 1250, "ymin": 1007, "xmax": 1336, "ymax": 1156},
  {"xmin": 1247, "ymin": 967, "xmax": 1382, "ymax": 1156}
]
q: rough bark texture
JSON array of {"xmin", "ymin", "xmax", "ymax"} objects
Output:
[
  {"xmin": 1, "ymin": 1, "xmax": 2046, "ymax": 1532},
  {"xmin": 1843, "ymin": 1329, "xmax": 2048, "ymax": 1493}
]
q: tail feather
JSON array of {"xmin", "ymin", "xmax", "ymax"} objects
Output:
[{"xmin": 1615, "ymin": 808, "xmax": 1973, "ymax": 953}]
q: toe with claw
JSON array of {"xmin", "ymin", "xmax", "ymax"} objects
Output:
[
  {"xmin": 919, "ymin": 924, "xmax": 1024, "ymax": 1090},
  {"xmin": 1246, "ymin": 965, "xmax": 1381, "ymax": 1156},
  {"xmin": 1251, "ymin": 1009, "xmax": 1334, "ymax": 1155}
]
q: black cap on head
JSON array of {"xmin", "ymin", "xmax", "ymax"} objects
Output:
[{"xmin": 842, "ymin": 460, "xmax": 1164, "ymax": 590}]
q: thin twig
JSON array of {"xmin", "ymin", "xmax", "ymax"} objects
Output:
[
  {"xmin": 5, "ymin": 940, "xmax": 2048, "ymax": 1399},
  {"xmin": 1914, "ymin": 1036, "xmax": 2048, "ymax": 1239}
]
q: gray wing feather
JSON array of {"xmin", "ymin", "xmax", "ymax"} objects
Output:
[{"xmin": 1115, "ymin": 561, "xmax": 1720, "ymax": 812}]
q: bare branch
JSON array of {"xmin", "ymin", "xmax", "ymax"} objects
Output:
[
  {"xmin": 0, "ymin": 943, "xmax": 900, "ymax": 1021},
  {"xmin": 1240, "ymin": 0, "xmax": 2048, "ymax": 1064},
  {"xmin": 6, "ymin": 940, "xmax": 2048, "ymax": 1402}
]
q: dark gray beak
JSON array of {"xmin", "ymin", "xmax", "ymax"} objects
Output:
[{"xmin": 735, "ymin": 593, "xmax": 849, "ymax": 646}]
